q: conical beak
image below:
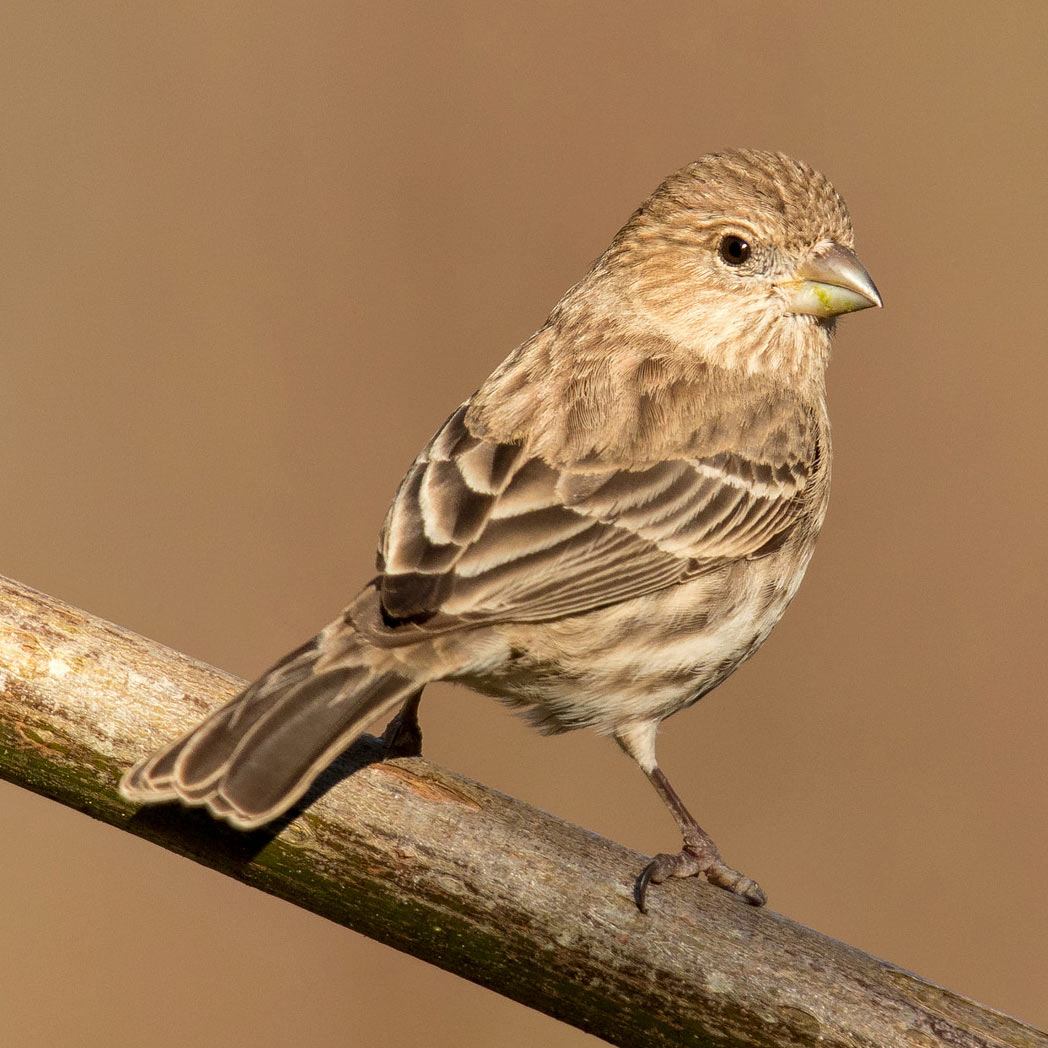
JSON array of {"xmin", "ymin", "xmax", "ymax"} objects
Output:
[{"xmin": 779, "ymin": 243, "xmax": 882, "ymax": 318}]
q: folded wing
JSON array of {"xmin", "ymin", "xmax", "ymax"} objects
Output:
[{"xmin": 376, "ymin": 400, "xmax": 818, "ymax": 630}]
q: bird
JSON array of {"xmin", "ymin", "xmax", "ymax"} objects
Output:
[{"xmin": 121, "ymin": 149, "xmax": 881, "ymax": 910}]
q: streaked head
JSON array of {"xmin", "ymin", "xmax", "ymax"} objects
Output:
[{"xmin": 602, "ymin": 150, "xmax": 880, "ymax": 372}]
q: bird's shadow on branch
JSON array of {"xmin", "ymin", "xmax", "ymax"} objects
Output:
[{"xmin": 124, "ymin": 733, "xmax": 388, "ymax": 868}]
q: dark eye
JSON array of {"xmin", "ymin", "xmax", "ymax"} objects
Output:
[{"xmin": 718, "ymin": 235, "xmax": 751, "ymax": 266}]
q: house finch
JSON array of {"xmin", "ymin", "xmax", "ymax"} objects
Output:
[{"xmin": 121, "ymin": 149, "xmax": 880, "ymax": 909}]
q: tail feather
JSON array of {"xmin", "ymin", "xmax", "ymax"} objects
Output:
[
  {"xmin": 176, "ymin": 663, "xmax": 371, "ymax": 801},
  {"xmin": 120, "ymin": 629, "xmax": 422, "ymax": 828}
]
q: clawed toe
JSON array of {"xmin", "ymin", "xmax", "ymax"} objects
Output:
[
  {"xmin": 704, "ymin": 862, "xmax": 766, "ymax": 907},
  {"xmin": 634, "ymin": 845, "xmax": 766, "ymax": 912},
  {"xmin": 635, "ymin": 850, "xmax": 697, "ymax": 911}
]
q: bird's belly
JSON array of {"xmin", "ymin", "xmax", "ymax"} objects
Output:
[{"xmin": 454, "ymin": 554, "xmax": 807, "ymax": 735}]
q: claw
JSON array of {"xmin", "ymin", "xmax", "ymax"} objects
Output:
[{"xmin": 635, "ymin": 859, "xmax": 659, "ymax": 913}]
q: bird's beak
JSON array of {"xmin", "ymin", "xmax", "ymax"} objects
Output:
[{"xmin": 778, "ymin": 243, "xmax": 882, "ymax": 318}]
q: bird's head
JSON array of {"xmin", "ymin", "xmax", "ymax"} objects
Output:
[{"xmin": 601, "ymin": 149, "xmax": 881, "ymax": 378}]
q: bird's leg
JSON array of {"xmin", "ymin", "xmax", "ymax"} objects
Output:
[
  {"xmin": 379, "ymin": 689, "xmax": 424, "ymax": 758},
  {"xmin": 615, "ymin": 725, "xmax": 765, "ymax": 910},
  {"xmin": 636, "ymin": 764, "xmax": 766, "ymax": 910}
]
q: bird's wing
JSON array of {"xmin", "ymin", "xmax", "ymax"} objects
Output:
[{"xmin": 376, "ymin": 401, "xmax": 818, "ymax": 628}]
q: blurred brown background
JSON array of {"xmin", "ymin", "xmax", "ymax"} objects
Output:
[{"xmin": 1, "ymin": 2, "xmax": 1045, "ymax": 1044}]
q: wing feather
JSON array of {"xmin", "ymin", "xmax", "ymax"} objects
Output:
[{"xmin": 376, "ymin": 397, "xmax": 819, "ymax": 628}]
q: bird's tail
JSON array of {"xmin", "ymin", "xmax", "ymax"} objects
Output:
[{"xmin": 120, "ymin": 623, "xmax": 422, "ymax": 829}]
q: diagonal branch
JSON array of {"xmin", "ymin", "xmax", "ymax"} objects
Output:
[{"xmin": 0, "ymin": 573, "xmax": 1042, "ymax": 1048}]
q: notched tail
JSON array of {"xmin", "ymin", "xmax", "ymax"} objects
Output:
[{"xmin": 120, "ymin": 627, "xmax": 421, "ymax": 829}]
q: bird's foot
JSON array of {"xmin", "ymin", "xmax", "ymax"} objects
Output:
[
  {"xmin": 379, "ymin": 694, "xmax": 424, "ymax": 759},
  {"xmin": 635, "ymin": 832, "xmax": 766, "ymax": 911}
]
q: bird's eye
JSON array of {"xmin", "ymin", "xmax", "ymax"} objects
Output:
[{"xmin": 718, "ymin": 235, "xmax": 751, "ymax": 266}]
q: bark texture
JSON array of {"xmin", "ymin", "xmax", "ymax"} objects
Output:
[{"xmin": 0, "ymin": 574, "xmax": 1042, "ymax": 1048}]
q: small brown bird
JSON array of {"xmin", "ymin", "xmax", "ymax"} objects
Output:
[{"xmin": 121, "ymin": 150, "xmax": 880, "ymax": 909}]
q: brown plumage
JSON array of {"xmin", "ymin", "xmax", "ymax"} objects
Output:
[{"xmin": 121, "ymin": 149, "xmax": 880, "ymax": 909}]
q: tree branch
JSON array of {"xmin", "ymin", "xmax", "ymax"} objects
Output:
[{"xmin": 0, "ymin": 573, "xmax": 1042, "ymax": 1048}]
